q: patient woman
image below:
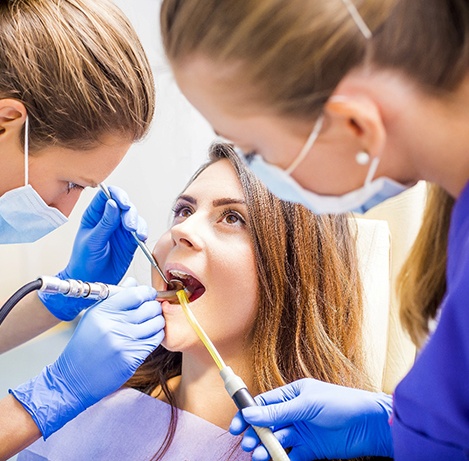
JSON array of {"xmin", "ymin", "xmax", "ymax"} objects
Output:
[{"xmin": 19, "ymin": 143, "xmax": 370, "ymax": 460}]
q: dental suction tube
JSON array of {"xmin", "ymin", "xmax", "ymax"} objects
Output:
[{"xmin": 221, "ymin": 366, "xmax": 291, "ymax": 461}]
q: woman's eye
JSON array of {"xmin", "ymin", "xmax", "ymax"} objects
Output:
[
  {"xmin": 221, "ymin": 210, "xmax": 246, "ymax": 226},
  {"xmin": 172, "ymin": 204, "xmax": 193, "ymax": 219}
]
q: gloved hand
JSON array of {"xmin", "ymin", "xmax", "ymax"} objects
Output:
[
  {"xmin": 230, "ymin": 378, "xmax": 394, "ymax": 461},
  {"xmin": 11, "ymin": 281, "xmax": 164, "ymax": 439},
  {"xmin": 39, "ymin": 186, "xmax": 147, "ymax": 320}
]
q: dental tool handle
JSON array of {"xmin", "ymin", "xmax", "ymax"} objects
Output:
[
  {"xmin": 130, "ymin": 229, "xmax": 169, "ymax": 284},
  {"xmin": 98, "ymin": 183, "xmax": 170, "ymax": 284},
  {"xmin": 220, "ymin": 367, "xmax": 291, "ymax": 461},
  {"xmin": 39, "ymin": 276, "xmax": 181, "ymax": 303},
  {"xmin": 38, "ymin": 276, "xmax": 122, "ymax": 301}
]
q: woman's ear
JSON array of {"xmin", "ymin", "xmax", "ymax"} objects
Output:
[
  {"xmin": 324, "ymin": 94, "xmax": 386, "ymax": 159},
  {"xmin": 0, "ymin": 99, "xmax": 27, "ymax": 139}
]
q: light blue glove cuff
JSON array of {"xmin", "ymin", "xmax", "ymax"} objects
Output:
[
  {"xmin": 9, "ymin": 363, "xmax": 86, "ymax": 439},
  {"xmin": 37, "ymin": 270, "xmax": 97, "ymax": 321}
]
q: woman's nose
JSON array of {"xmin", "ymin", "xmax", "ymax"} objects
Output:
[{"xmin": 171, "ymin": 216, "xmax": 204, "ymax": 250}]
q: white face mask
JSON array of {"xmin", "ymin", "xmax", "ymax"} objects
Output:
[
  {"xmin": 0, "ymin": 117, "xmax": 68, "ymax": 244},
  {"xmin": 240, "ymin": 115, "xmax": 409, "ymax": 214}
]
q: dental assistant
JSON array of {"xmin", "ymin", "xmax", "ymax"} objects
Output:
[
  {"xmin": 0, "ymin": 1, "xmax": 164, "ymax": 459},
  {"xmin": 159, "ymin": 0, "xmax": 469, "ymax": 459}
]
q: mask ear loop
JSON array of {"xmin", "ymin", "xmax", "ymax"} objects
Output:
[
  {"xmin": 24, "ymin": 116, "xmax": 29, "ymax": 187},
  {"xmin": 364, "ymin": 156, "xmax": 381, "ymax": 186},
  {"xmin": 285, "ymin": 114, "xmax": 324, "ymax": 175},
  {"xmin": 341, "ymin": 0, "xmax": 372, "ymax": 39}
]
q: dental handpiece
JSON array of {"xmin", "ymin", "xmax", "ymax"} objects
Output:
[{"xmin": 38, "ymin": 276, "xmax": 185, "ymax": 303}]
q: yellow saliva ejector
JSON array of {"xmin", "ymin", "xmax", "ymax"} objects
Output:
[{"xmin": 176, "ymin": 291, "xmax": 290, "ymax": 461}]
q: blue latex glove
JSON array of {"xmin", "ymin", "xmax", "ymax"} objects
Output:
[
  {"xmin": 230, "ymin": 378, "xmax": 394, "ymax": 461},
  {"xmin": 11, "ymin": 281, "xmax": 164, "ymax": 439},
  {"xmin": 39, "ymin": 186, "xmax": 147, "ymax": 320}
]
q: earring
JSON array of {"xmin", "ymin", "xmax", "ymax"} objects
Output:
[{"xmin": 355, "ymin": 151, "xmax": 370, "ymax": 165}]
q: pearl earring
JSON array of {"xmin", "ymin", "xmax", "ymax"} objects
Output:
[{"xmin": 355, "ymin": 151, "xmax": 370, "ymax": 165}]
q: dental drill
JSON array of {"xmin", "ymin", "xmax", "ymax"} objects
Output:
[{"xmin": 0, "ymin": 276, "xmax": 188, "ymax": 326}]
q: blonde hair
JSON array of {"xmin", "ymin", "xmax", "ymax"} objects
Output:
[
  {"xmin": 397, "ymin": 185, "xmax": 455, "ymax": 348},
  {"xmin": 161, "ymin": 0, "xmax": 469, "ymax": 118},
  {"xmin": 160, "ymin": 0, "xmax": 392, "ymax": 119},
  {"xmin": 127, "ymin": 143, "xmax": 369, "ymax": 459},
  {"xmin": 0, "ymin": 0, "xmax": 155, "ymax": 151}
]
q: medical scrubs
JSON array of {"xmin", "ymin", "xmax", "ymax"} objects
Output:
[
  {"xmin": 392, "ymin": 181, "xmax": 469, "ymax": 459},
  {"xmin": 18, "ymin": 387, "xmax": 250, "ymax": 460}
]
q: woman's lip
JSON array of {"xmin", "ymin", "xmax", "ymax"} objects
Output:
[
  {"xmin": 161, "ymin": 299, "xmax": 182, "ymax": 315},
  {"xmin": 189, "ymin": 287, "xmax": 205, "ymax": 302}
]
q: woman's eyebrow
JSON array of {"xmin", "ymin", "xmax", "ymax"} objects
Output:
[
  {"xmin": 176, "ymin": 194, "xmax": 196, "ymax": 205},
  {"xmin": 212, "ymin": 198, "xmax": 246, "ymax": 207}
]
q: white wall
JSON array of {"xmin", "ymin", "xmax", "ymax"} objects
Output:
[{"xmin": 0, "ymin": 0, "xmax": 216, "ymax": 300}]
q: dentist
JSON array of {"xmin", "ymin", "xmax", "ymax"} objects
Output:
[
  {"xmin": 159, "ymin": 0, "xmax": 469, "ymax": 459},
  {"xmin": 0, "ymin": 0, "xmax": 164, "ymax": 458}
]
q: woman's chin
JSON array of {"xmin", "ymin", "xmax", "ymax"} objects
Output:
[{"xmin": 161, "ymin": 325, "xmax": 197, "ymax": 352}]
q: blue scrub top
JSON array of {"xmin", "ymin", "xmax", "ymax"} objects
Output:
[{"xmin": 392, "ymin": 181, "xmax": 469, "ymax": 460}]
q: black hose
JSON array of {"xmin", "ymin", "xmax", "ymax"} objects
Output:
[{"xmin": 0, "ymin": 279, "xmax": 42, "ymax": 326}]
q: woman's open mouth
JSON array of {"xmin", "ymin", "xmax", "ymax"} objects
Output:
[{"xmin": 168, "ymin": 269, "xmax": 206, "ymax": 302}]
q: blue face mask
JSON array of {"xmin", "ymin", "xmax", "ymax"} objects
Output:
[
  {"xmin": 240, "ymin": 115, "xmax": 409, "ymax": 215},
  {"xmin": 0, "ymin": 118, "xmax": 68, "ymax": 244}
]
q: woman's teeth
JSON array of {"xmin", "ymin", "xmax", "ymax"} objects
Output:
[{"xmin": 168, "ymin": 269, "xmax": 206, "ymax": 302}]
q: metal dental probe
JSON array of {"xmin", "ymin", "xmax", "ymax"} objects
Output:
[{"xmin": 98, "ymin": 183, "xmax": 183, "ymax": 292}]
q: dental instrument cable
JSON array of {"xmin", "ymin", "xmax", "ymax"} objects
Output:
[
  {"xmin": 176, "ymin": 291, "xmax": 291, "ymax": 461},
  {"xmin": 0, "ymin": 275, "xmax": 187, "ymax": 326}
]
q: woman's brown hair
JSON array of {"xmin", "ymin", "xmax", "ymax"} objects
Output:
[
  {"xmin": 0, "ymin": 0, "xmax": 155, "ymax": 151},
  {"xmin": 127, "ymin": 143, "xmax": 369, "ymax": 459}
]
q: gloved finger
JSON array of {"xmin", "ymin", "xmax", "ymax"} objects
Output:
[
  {"xmin": 124, "ymin": 300, "xmax": 162, "ymax": 324},
  {"xmin": 79, "ymin": 189, "xmax": 108, "ymax": 228},
  {"xmin": 135, "ymin": 215, "xmax": 148, "ymax": 241},
  {"xmin": 141, "ymin": 328, "xmax": 165, "ymax": 351},
  {"xmin": 107, "ymin": 186, "xmax": 148, "ymax": 241},
  {"xmin": 269, "ymin": 427, "xmax": 298, "ymax": 456},
  {"xmin": 250, "ymin": 429, "xmax": 296, "ymax": 461},
  {"xmin": 128, "ymin": 313, "xmax": 165, "ymax": 340},
  {"xmin": 84, "ymin": 199, "xmax": 122, "ymax": 247},
  {"xmin": 120, "ymin": 277, "xmax": 138, "ymax": 288},
  {"xmin": 242, "ymin": 396, "xmax": 303, "ymax": 427},
  {"xmin": 251, "ymin": 444, "xmax": 271, "ymax": 461},
  {"xmin": 253, "ymin": 383, "xmax": 301, "ymax": 407},
  {"xmin": 108, "ymin": 186, "xmax": 147, "ymax": 238},
  {"xmin": 100, "ymin": 286, "xmax": 157, "ymax": 312},
  {"xmin": 240, "ymin": 426, "xmax": 261, "ymax": 451},
  {"xmin": 229, "ymin": 410, "xmax": 250, "ymax": 435},
  {"xmin": 120, "ymin": 204, "xmax": 139, "ymax": 233},
  {"xmin": 129, "ymin": 329, "xmax": 165, "ymax": 366},
  {"xmin": 107, "ymin": 185, "xmax": 131, "ymax": 211}
]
